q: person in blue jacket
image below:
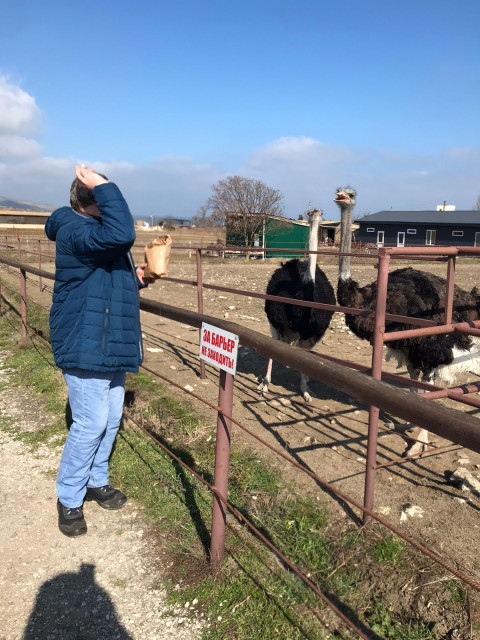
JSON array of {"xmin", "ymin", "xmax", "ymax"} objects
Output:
[{"xmin": 45, "ymin": 165, "xmax": 147, "ymax": 537}]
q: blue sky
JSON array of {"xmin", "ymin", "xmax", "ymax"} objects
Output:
[{"xmin": 0, "ymin": 0, "xmax": 479, "ymax": 219}]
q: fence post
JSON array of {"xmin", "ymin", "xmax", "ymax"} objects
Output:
[
  {"xmin": 363, "ymin": 250, "xmax": 390, "ymax": 524},
  {"xmin": 5, "ymin": 236, "xmax": 9, "ymax": 274},
  {"xmin": 196, "ymin": 249, "xmax": 206, "ymax": 379},
  {"xmin": 210, "ymin": 369, "xmax": 234, "ymax": 570},
  {"xmin": 445, "ymin": 255, "xmax": 456, "ymax": 325},
  {"xmin": 38, "ymin": 239, "xmax": 43, "ymax": 291},
  {"xmin": 20, "ymin": 268, "xmax": 27, "ymax": 340},
  {"xmin": 17, "ymin": 236, "xmax": 21, "ymax": 262}
]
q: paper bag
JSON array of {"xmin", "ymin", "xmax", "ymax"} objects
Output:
[{"xmin": 144, "ymin": 235, "xmax": 172, "ymax": 281}]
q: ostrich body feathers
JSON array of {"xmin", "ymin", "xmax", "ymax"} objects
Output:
[
  {"xmin": 337, "ymin": 267, "xmax": 480, "ymax": 382},
  {"xmin": 265, "ymin": 258, "xmax": 335, "ymax": 344}
]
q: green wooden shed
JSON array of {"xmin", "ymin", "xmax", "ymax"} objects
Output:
[
  {"xmin": 264, "ymin": 216, "xmax": 310, "ymax": 257},
  {"xmin": 226, "ymin": 215, "xmax": 311, "ymax": 258}
]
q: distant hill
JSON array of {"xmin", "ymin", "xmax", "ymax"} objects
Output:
[{"xmin": 0, "ymin": 196, "xmax": 54, "ymax": 213}]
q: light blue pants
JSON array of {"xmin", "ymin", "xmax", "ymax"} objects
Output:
[{"xmin": 56, "ymin": 369, "xmax": 126, "ymax": 508}]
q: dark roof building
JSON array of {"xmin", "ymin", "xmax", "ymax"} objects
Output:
[{"xmin": 355, "ymin": 210, "xmax": 480, "ymax": 248}]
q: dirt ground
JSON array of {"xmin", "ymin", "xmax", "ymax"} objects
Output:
[
  {"xmin": 3, "ymin": 241, "xmax": 480, "ymax": 634},
  {"xmin": 0, "ymin": 355, "xmax": 204, "ymax": 640}
]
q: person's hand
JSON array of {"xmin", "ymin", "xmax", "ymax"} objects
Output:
[
  {"xmin": 136, "ymin": 262, "xmax": 149, "ymax": 285},
  {"xmin": 75, "ymin": 165, "xmax": 108, "ymax": 190}
]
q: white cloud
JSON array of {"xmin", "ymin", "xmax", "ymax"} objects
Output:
[
  {"xmin": 0, "ymin": 76, "xmax": 41, "ymax": 135},
  {"xmin": 0, "ymin": 135, "xmax": 41, "ymax": 159},
  {"xmin": 443, "ymin": 147, "xmax": 479, "ymax": 162},
  {"xmin": 0, "ymin": 79, "xmax": 478, "ymax": 216},
  {"xmin": 244, "ymin": 136, "xmax": 361, "ymax": 172},
  {"xmin": 0, "ymin": 108, "xmax": 478, "ymax": 216},
  {"xmin": 259, "ymin": 136, "xmax": 320, "ymax": 158},
  {"xmin": 236, "ymin": 137, "xmax": 480, "ymax": 217},
  {"xmin": 0, "ymin": 154, "xmax": 221, "ymax": 215}
]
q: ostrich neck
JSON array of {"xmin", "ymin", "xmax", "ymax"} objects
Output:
[
  {"xmin": 339, "ymin": 205, "xmax": 352, "ymax": 281},
  {"xmin": 304, "ymin": 215, "xmax": 320, "ymax": 282}
]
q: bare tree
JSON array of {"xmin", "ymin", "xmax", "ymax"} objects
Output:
[
  {"xmin": 192, "ymin": 205, "xmax": 221, "ymax": 228},
  {"xmin": 200, "ymin": 176, "xmax": 284, "ymax": 253},
  {"xmin": 474, "ymin": 195, "xmax": 480, "ymax": 210}
]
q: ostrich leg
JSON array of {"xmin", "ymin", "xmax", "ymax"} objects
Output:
[
  {"xmin": 298, "ymin": 336, "xmax": 317, "ymax": 402},
  {"xmin": 258, "ymin": 324, "xmax": 279, "ymax": 396},
  {"xmin": 406, "ymin": 428, "xmax": 429, "ymax": 457},
  {"xmin": 299, "ymin": 373, "xmax": 313, "ymax": 403},
  {"xmin": 257, "ymin": 358, "xmax": 273, "ymax": 395},
  {"xmin": 404, "ymin": 366, "xmax": 429, "ymax": 457}
]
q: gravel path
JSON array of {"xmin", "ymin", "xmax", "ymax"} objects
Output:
[{"xmin": 0, "ymin": 357, "xmax": 204, "ymax": 640}]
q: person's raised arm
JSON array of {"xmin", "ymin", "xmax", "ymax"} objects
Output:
[
  {"xmin": 75, "ymin": 165, "xmax": 108, "ymax": 190},
  {"xmin": 69, "ymin": 165, "xmax": 136, "ymax": 260}
]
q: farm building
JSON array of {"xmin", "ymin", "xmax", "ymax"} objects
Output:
[
  {"xmin": 0, "ymin": 209, "xmax": 51, "ymax": 229},
  {"xmin": 356, "ymin": 209, "xmax": 480, "ymax": 248},
  {"xmin": 226, "ymin": 214, "xmax": 354, "ymax": 257},
  {"xmin": 158, "ymin": 217, "xmax": 191, "ymax": 228},
  {"xmin": 135, "ymin": 217, "xmax": 192, "ymax": 229}
]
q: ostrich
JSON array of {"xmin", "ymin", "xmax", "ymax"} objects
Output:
[
  {"xmin": 335, "ymin": 186, "xmax": 480, "ymax": 455},
  {"xmin": 258, "ymin": 208, "xmax": 336, "ymax": 402}
]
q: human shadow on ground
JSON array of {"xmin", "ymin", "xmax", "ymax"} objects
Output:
[{"xmin": 22, "ymin": 563, "xmax": 133, "ymax": 640}]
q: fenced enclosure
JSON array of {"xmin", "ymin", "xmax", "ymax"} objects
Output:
[{"xmin": 1, "ymin": 233, "xmax": 480, "ymax": 637}]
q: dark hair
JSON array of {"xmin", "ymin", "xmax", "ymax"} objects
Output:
[{"xmin": 70, "ymin": 173, "xmax": 108, "ymax": 211}]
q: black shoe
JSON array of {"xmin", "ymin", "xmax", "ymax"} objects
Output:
[
  {"xmin": 85, "ymin": 484, "xmax": 127, "ymax": 510},
  {"xmin": 57, "ymin": 500, "xmax": 87, "ymax": 537}
]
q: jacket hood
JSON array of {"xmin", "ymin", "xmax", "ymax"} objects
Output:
[{"xmin": 45, "ymin": 206, "xmax": 78, "ymax": 241}]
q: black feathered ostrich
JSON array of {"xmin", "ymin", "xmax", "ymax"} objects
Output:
[
  {"xmin": 335, "ymin": 187, "xmax": 480, "ymax": 455},
  {"xmin": 258, "ymin": 208, "xmax": 336, "ymax": 402}
]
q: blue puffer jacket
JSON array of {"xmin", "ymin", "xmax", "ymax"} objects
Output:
[{"xmin": 45, "ymin": 182, "xmax": 143, "ymax": 373}]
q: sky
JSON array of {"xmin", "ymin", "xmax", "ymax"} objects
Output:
[{"xmin": 0, "ymin": 0, "xmax": 479, "ymax": 220}]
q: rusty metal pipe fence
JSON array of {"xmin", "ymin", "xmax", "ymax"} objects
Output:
[
  {"xmin": 159, "ymin": 242, "xmax": 480, "ymax": 525},
  {"xmin": 3, "ymin": 239, "xmax": 480, "ymax": 498},
  {"xmin": 2, "ymin": 243, "xmax": 480, "ymax": 636},
  {"xmin": 3, "ymin": 239, "xmax": 480, "ymax": 487},
  {"xmin": 3, "ymin": 247, "xmax": 478, "ymax": 454}
]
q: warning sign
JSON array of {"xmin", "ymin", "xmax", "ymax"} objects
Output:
[{"xmin": 199, "ymin": 322, "xmax": 239, "ymax": 376}]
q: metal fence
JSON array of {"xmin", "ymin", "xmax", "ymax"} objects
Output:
[{"xmin": 1, "ymin": 239, "xmax": 480, "ymax": 637}]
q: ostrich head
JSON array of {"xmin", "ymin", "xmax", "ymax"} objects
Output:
[
  {"xmin": 308, "ymin": 207, "xmax": 323, "ymax": 221},
  {"xmin": 334, "ymin": 187, "xmax": 357, "ymax": 210},
  {"xmin": 334, "ymin": 186, "xmax": 357, "ymax": 281}
]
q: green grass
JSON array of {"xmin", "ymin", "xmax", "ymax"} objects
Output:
[
  {"xmin": 368, "ymin": 601, "xmax": 435, "ymax": 640},
  {"xmin": 0, "ymin": 293, "xmax": 66, "ymax": 448},
  {"xmin": 0, "ymin": 282, "xmax": 470, "ymax": 640},
  {"xmin": 445, "ymin": 580, "xmax": 468, "ymax": 605},
  {"xmin": 369, "ymin": 534, "xmax": 406, "ymax": 565},
  {"xmin": 169, "ymin": 564, "xmax": 325, "ymax": 640}
]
